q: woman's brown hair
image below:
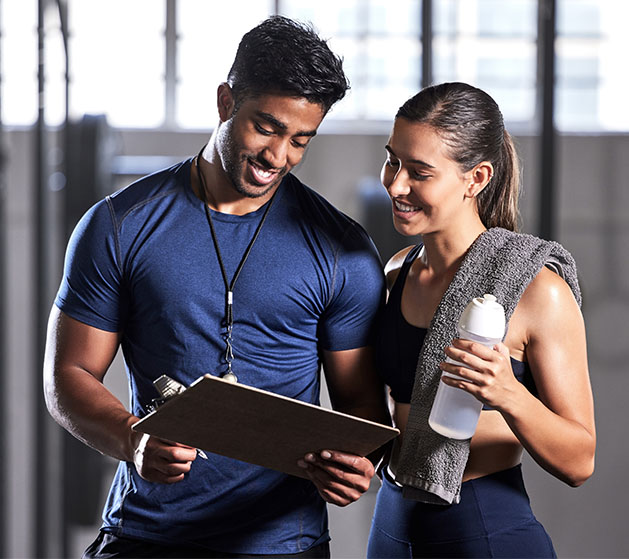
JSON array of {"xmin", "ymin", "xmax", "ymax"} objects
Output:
[{"xmin": 396, "ymin": 82, "xmax": 521, "ymax": 231}]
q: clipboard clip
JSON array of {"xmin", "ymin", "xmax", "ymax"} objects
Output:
[
  {"xmin": 147, "ymin": 375, "xmax": 187, "ymax": 412},
  {"xmin": 146, "ymin": 374, "xmax": 208, "ymax": 460}
]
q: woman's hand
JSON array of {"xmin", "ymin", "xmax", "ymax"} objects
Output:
[{"xmin": 439, "ymin": 340, "xmax": 525, "ymax": 411}]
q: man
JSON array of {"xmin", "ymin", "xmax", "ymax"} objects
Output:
[{"xmin": 44, "ymin": 15, "xmax": 390, "ymax": 559}]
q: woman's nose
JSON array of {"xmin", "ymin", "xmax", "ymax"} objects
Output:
[{"xmin": 384, "ymin": 167, "xmax": 411, "ymax": 197}]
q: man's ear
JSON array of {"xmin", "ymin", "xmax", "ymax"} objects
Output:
[
  {"xmin": 464, "ymin": 161, "xmax": 494, "ymax": 198},
  {"xmin": 217, "ymin": 83, "xmax": 236, "ymax": 122}
]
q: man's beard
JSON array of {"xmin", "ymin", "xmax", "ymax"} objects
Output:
[{"xmin": 219, "ymin": 122, "xmax": 286, "ymax": 199}]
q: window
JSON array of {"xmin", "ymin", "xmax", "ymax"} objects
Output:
[
  {"xmin": 556, "ymin": 0, "xmax": 629, "ymax": 131},
  {"xmin": 281, "ymin": 0, "xmax": 422, "ymax": 121},
  {"xmin": 1, "ymin": 0, "xmax": 165, "ymax": 128},
  {"xmin": 1, "ymin": 1, "xmax": 39, "ymax": 126},
  {"xmin": 69, "ymin": 1, "xmax": 165, "ymax": 128},
  {"xmin": 176, "ymin": 0, "xmax": 274, "ymax": 129},
  {"xmin": 1, "ymin": 0, "xmax": 627, "ymax": 132},
  {"xmin": 432, "ymin": 0, "xmax": 538, "ymax": 126}
]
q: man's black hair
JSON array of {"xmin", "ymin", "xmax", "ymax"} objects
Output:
[{"xmin": 227, "ymin": 16, "xmax": 350, "ymax": 113}]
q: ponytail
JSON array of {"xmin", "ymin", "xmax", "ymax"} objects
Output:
[{"xmin": 477, "ymin": 129, "xmax": 521, "ymax": 232}]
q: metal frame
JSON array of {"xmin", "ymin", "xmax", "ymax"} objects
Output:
[
  {"xmin": 537, "ymin": 0, "xmax": 557, "ymax": 240},
  {"xmin": 35, "ymin": 1, "xmax": 68, "ymax": 556},
  {"xmin": 35, "ymin": 2, "xmax": 50, "ymax": 554},
  {"xmin": 421, "ymin": 0, "xmax": 433, "ymax": 88},
  {"xmin": 0, "ymin": 0, "xmax": 5, "ymax": 554},
  {"xmin": 164, "ymin": 0, "xmax": 177, "ymax": 128}
]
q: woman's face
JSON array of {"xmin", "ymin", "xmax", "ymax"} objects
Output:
[{"xmin": 381, "ymin": 118, "xmax": 474, "ymax": 238}]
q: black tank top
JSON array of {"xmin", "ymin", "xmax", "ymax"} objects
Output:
[{"xmin": 375, "ymin": 245, "xmax": 537, "ymax": 406}]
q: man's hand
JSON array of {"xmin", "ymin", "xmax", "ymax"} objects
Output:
[
  {"xmin": 297, "ymin": 450, "xmax": 375, "ymax": 507},
  {"xmin": 132, "ymin": 433, "xmax": 198, "ymax": 484}
]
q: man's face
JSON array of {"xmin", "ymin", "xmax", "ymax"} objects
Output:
[{"xmin": 215, "ymin": 90, "xmax": 326, "ymax": 199}]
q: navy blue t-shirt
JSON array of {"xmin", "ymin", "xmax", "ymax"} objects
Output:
[{"xmin": 55, "ymin": 159, "xmax": 385, "ymax": 554}]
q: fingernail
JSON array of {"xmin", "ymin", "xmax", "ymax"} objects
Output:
[
  {"xmin": 305, "ymin": 453, "xmax": 316, "ymax": 463},
  {"xmin": 297, "ymin": 460, "xmax": 308, "ymax": 469},
  {"xmin": 321, "ymin": 450, "xmax": 332, "ymax": 459}
]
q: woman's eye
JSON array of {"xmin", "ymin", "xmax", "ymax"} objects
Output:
[{"xmin": 413, "ymin": 173, "xmax": 430, "ymax": 181}]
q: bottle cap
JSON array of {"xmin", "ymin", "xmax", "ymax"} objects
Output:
[{"xmin": 459, "ymin": 293, "xmax": 506, "ymax": 339}]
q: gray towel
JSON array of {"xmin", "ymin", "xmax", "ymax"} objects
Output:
[{"xmin": 394, "ymin": 227, "xmax": 581, "ymax": 505}]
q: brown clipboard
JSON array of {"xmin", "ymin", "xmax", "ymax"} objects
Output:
[{"xmin": 132, "ymin": 375, "xmax": 399, "ymax": 479}]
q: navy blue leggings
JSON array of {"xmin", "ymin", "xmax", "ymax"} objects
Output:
[{"xmin": 367, "ymin": 465, "xmax": 556, "ymax": 558}]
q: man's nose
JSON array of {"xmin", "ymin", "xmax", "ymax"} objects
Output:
[{"xmin": 261, "ymin": 138, "xmax": 289, "ymax": 170}]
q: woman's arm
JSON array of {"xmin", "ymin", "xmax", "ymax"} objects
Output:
[{"xmin": 442, "ymin": 267, "xmax": 596, "ymax": 486}]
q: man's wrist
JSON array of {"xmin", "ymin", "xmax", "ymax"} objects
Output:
[{"xmin": 123, "ymin": 415, "xmax": 142, "ymax": 462}]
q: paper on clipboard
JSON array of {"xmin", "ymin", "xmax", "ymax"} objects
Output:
[{"xmin": 132, "ymin": 375, "xmax": 399, "ymax": 479}]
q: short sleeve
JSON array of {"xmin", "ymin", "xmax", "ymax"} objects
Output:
[
  {"xmin": 318, "ymin": 224, "xmax": 385, "ymax": 351},
  {"xmin": 54, "ymin": 198, "xmax": 127, "ymax": 332}
]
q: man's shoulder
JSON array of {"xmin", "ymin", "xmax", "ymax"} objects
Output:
[
  {"xmin": 282, "ymin": 174, "xmax": 369, "ymax": 244},
  {"xmin": 107, "ymin": 158, "xmax": 191, "ymax": 221},
  {"xmin": 283, "ymin": 173, "xmax": 343, "ymax": 212}
]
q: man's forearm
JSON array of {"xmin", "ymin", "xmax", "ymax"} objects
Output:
[{"xmin": 45, "ymin": 366, "xmax": 139, "ymax": 462}]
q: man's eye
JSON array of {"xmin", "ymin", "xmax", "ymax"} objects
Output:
[
  {"xmin": 254, "ymin": 123, "xmax": 273, "ymax": 135},
  {"xmin": 291, "ymin": 139, "xmax": 308, "ymax": 149}
]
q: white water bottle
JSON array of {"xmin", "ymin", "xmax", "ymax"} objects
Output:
[{"xmin": 428, "ymin": 294, "xmax": 506, "ymax": 440}]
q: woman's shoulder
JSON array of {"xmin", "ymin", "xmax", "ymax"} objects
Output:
[
  {"xmin": 384, "ymin": 245, "xmax": 418, "ymax": 291},
  {"xmin": 518, "ymin": 264, "xmax": 583, "ymax": 335},
  {"xmin": 525, "ymin": 265, "xmax": 578, "ymax": 305}
]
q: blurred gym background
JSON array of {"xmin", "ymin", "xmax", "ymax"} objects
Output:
[{"xmin": 1, "ymin": 1, "xmax": 627, "ymax": 557}]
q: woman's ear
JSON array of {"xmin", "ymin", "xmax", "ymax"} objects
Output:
[
  {"xmin": 464, "ymin": 161, "xmax": 494, "ymax": 198},
  {"xmin": 217, "ymin": 83, "xmax": 236, "ymax": 122}
]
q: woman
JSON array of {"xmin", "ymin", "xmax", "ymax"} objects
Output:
[{"xmin": 367, "ymin": 82, "xmax": 595, "ymax": 558}]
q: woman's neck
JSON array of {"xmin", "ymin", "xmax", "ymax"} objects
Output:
[{"xmin": 421, "ymin": 222, "xmax": 487, "ymax": 277}]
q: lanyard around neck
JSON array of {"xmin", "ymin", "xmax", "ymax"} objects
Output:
[{"xmin": 195, "ymin": 147, "xmax": 278, "ymax": 382}]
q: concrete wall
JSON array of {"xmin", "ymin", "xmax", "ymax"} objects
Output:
[{"xmin": 3, "ymin": 127, "xmax": 627, "ymax": 557}]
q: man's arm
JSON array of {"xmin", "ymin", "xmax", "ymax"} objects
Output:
[
  {"xmin": 297, "ymin": 346, "xmax": 392, "ymax": 506},
  {"xmin": 322, "ymin": 346, "xmax": 391, "ymax": 426},
  {"xmin": 43, "ymin": 306, "xmax": 197, "ymax": 483}
]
